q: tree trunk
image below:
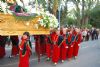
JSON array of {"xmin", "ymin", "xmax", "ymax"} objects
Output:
[
  {"xmin": 52, "ymin": 0, "xmax": 58, "ymax": 16},
  {"xmin": 81, "ymin": 0, "xmax": 85, "ymax": 25}
]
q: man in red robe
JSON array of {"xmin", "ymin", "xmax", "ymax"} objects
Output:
[
  {"xmin": 19, "ymin": 32, "xmax": 32, "ymax": 67},
  {"xmin": 10, "ymin": 36, "xmax": 19, "ymax": 57},
  {"xmin": 73, "ymin": 28, "xmax": 82, "ymax": 59},
  {"xmin": 60, "ymin": 28, "xmax": 68, "ymax": 63},
  {"xmin": 0, "ymin": 35, "xmax": 7, "ymax": 58}
]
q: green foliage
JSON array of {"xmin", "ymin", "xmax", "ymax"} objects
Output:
[
  {"xmin": 81, "ymin": 24, "xmax": 92, "ymax": 29},
  {"xmin": 1, "ymin": 0, "xmax": 6, "ymax": 2},
  {"xmin": 0, "ymin": 6, "xmax": 3, "ymax": 12},
  {"xmin": 36, "ymin": 0, "xmax": 47, "ymax": 11},
  {"xmin": 89, "ymin": 5, "xmax": 100, "ymax": 28},
  {"xmin": 7, "ymin": 2, "xmax": 14, "ymax": 6},
  {"xmin": 61, "ymin": 16, "xmax": 76, "ymax": 26}
]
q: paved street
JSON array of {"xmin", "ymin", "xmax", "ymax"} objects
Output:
[{"xmin": 0, "ymin": 38, "xmax": 100, "ymax": 67}]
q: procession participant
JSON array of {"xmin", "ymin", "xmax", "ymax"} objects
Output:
[
  {"xmin": 46, "ymin": 27, "xmax": 53, "ymax": 61},
  {"xmin": 10, "ymin": 36, "xmax": 19, "ymax": 57},
  {"xmin": 96, "ymin": 29, "xmax": 99, "ymax": 39},
  {"xmin": 45, "ymin": 34, "xmax": 52, "ymax": 61},
  {"xmin": 67, "ymin": 28, "xmax": 75, "ymax": 61},
  {"xmin": 40, "ymin": 35, "xmax": 46, "ymax": 55},
  {"xmin": 73, "ymin": 28, "xmax": 82, "ymax": 59},
  {"xmin": 60, "ymin": 26, "xmax": 64, "ymax": 35},
  {"xmin": 60, "ymin": 28, "xmax": 68, "ymax": 63},
  {"xmin": 82, "ymin": 29, "xmax": 87, "ymax": 41},
  {"xmin": 0, "ymin": 35, "xmax": 7, "ymax": 58},
  {"xmin": 46, "ymin": 27, "xmax": 54, "ymax": 61},
  {"xmin": 34, "ymin": 35, "xmax": 42, "ymax": 62},
  {"xmin": 34, "ymin": 35, "xmax": 39, "ymax": 54},
  {"xmin": 52, "ymin": 29, "xmax": 63, "ymax": 65},
  {"xmin": 90, "ymin": 28, "xmax": 95, "ymax": 40},
  {"xmin": 19, "ymin": 32, "xmax": 32, "ymax": 67},
  {"xmin": 86, "ymin": 29, "xmax": 90, "ymax": 41}
]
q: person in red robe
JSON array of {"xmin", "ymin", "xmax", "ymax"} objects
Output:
[
  {"xmin": 73, "ymin": 28, "xmax": 82, "ymax": 59},
  {"xmin": 45, "ymin": 33, "xmax": 53, "ymax": 60},
  {"xmin": 40, "ymin": 35, "xmax": 46, "ymax": 55},
  {"xmin": 52, "ymin": 29, "xmax": 63, "ymax": 65},
  {"xmin": 45, "ymin": 29, "xmax": 56, "ymax": 61},
  {"xmin": 34, "ymin": 35, "xmax": 39, "ymax": 54},
  {"xmin": 10, "ymin": 36, "xmax": 19, "ymax": 57},
  {"xmin": 67, "ymin": 29, "xmax": 75, "ymax": 61},
  {"xmin": 19, "ymin": 32, "xmax": 32, "ymax": 67},
  {"xmin": 0, "ymin": 36, "xmax": 7, "ymax": 58},
  {"xmin": 60, "ymin": 28, "xmax": 68, "ymax": 63}
]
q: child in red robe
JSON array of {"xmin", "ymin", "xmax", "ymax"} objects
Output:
[{"xmin": 19, "ymin": 32, "xmax": 32, "ymax": 67}]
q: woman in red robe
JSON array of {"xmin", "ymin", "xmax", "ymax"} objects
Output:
[{"xmin": 19, "ymin": 32, "xmax": 32, "ymax": 67}]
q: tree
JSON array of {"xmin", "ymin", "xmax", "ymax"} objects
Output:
[
  {"xmin": 71, "ymin": 0, "xmax": 81, "ymax": 26},
  {"xmin": 60, "ymin": 0, "xmax": 69, "ymax": 25},
  {"xmin": 52, "ymin": 0, "xmax": 59, "ymax": 16},
  {"xmin": 90, "ymin": 5, "xmax": 100, "ymax": 28}
]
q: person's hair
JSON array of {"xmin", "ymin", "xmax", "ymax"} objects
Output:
[
  {"xmin": 23, "ymin": 32, "xmax": 30, "ymax": 40},
  {"xmin": 23, "ymin": 32, "xmax": 30, "ymax": 36}
]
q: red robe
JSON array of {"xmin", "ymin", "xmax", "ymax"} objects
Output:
[
  {"xmin": 40, "ymin": 35, "xmax": 46, "ymax": 55},
  {"xmin": 67, "ymin": 33, "xmax": 74, "ymax": 59},
  {"xmin": 46, "ymin": 35, "xmax": 52, "ymax": 58},
  {"xmin": 73, "ymin": 32, "xmax": 82, "ymax": 56},
  {"xmin": 60, "ymin": 34, "xmax": 68, "ymax": 61},
  {"xmin": 52, "ymin": 34, "xmax": 60, "ymax": 63},
  {"xmin": 0, "ymin": 36, "xmax": 7, "ymax": 58},
  {"xmin": 34, "ymin": 35, "xmax": 39, "ymax": 54},
  {"xmin": 19, "ymin": 38, "xmax": 32, "ymax": 67},
  {"xmin": 10, "ymin": 36, "xmax": 19, "ymax": 56}
]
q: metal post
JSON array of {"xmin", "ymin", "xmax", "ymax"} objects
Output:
[
  {"xmin": 58, "ymin": 0, "xmax": 62, "ymax": 28},
  {"xmin": 58, "ymin": 6, "xmax": 61, "ymax": 28}
]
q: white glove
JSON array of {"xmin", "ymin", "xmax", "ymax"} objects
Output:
[
  {"xmin": 20, "ymin": 48, "xmax": 23, "ymax": 50},
  {"xmin": 66, "ymin": 46, "xmax": 68, "ymax": 48},
  {"xmin": 78, "ymin": 44, "xmax": 80, "ymax": 46},
  {"xmin": 71, "ymin": 45, "xmax": 73, "ymax": 47}
]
